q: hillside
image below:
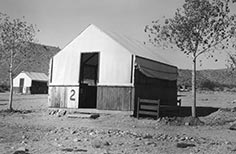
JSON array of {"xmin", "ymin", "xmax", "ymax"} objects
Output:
[
  {"xmin": 0, "ymin": 43, "xmax": 60, "ymax": 84},
  {"xmin": 178, "ymin": 69, "xmax": 236, "ymax": 89},
  {"xmin": 2, "ymin": 44, "xmax": 236, "ymax": 90}
]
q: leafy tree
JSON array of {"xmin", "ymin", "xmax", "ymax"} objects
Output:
[
  {"xmin": 145, "ymin": 0, "xmax": 236, "ymax": 117},
  {"xmin": 0, "ymin": 13, "xmax": 38, "ymax": 111}
]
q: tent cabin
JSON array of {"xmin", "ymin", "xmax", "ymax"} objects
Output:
[
  {"xmin": 13, "ymin": 71, "xmax": 48, "ymax": 94},
  {"xmin": 48, "ymin": 24, "xmax": 178, "ymax": 112}
]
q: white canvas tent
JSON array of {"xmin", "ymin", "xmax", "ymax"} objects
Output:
[
  {"xmin": 13, "ymin": 71, "xmax": 48, "ymax": 94},
  {"xmin": 48, "ymin": 24, "xmax": 178, "ymax": 111}
]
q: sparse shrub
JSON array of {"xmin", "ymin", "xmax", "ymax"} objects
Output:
[
  {"xmin": 200, "ymin": 80, "xmax": 217, "ymax": 91},
  {"xmin": 229, "ymin": 87, "xmax": 236, "ymax": 92},
  {"xmin": 0, "ymin": 83, "xmax": 9, "ymax": 92}
]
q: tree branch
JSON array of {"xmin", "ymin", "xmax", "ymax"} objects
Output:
[{"xmin": 195, "ymin": 34, "xmax": 231, "ymax": 58}]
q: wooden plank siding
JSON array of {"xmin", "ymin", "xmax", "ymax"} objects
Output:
[
  {"xmin": 48, "ymin": 86, "xmax": 79, "ymax": 108},
  {"xmin": 48, "ymin": 86, "xmax": 66, "ymax": 107},
  {"xmin": 97, "ymin": 86, "xmax": 134, "ymax": 111},
  {"xmin": 48, "ymin": 85, "xmax": 134, "ymax": 110}
]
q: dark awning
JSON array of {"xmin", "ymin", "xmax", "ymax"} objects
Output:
[{"xmin": 136, "ymin": 56, "xmax": 178, "ymax": 81}]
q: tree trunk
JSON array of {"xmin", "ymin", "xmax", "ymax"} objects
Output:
[
  {"xmin": 8, "ymin": 50, "xmax": 13, "ymax": 111},
  {"xmin": 191, "ymin": 58, "xmax": 197, "ymax": 117}
]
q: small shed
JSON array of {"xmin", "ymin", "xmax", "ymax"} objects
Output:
[
  {"xmin": 48, "ymin": 24, "xmax": 178, "ymax": 111},
  {"xmin": 13, "ymin": 71, "xmax": 48, "ymax": 94}
]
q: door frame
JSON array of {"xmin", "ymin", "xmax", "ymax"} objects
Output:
[{"xmin": 78, "ymin": 52, "xmax": 100, "ymax": 108}]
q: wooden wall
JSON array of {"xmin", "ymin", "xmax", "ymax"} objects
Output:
[
  {"xmin": 97, "ymin": 86, "xmax": 134, "ymax": 111},
  {"xmin": 49, "ymin": 85, "xmax": 134, "ymax": 111},
  {"xmin": 133, "ymin": 70, "xmax": 177, "ymax": 115},
  {"xmin": 135, "ymin": 85, "xmax": 177, "ymax": 106},
  {"xmin": 48, "ymin": 86, "xmax": 79, "ymax": 108}
]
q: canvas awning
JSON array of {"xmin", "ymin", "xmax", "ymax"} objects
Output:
[{"xmin": 135, "ymin": 56, "xmax": 178, "ymax": 81}]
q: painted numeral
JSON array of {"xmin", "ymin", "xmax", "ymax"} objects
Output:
[{"xmin": 70, "ymin": 89, "xmax": 76, "ymax": 101}]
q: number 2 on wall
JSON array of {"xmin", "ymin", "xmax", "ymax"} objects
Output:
[{"xmin": 70, "ymin": 89, "xmax": 76, "ymax": 101}]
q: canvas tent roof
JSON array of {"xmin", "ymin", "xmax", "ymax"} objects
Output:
[
  {"xmin": 23, "ymin": 71, "xmax": 48, "ymax": 81},
  {"xmin": 52, "ymin": 24, "xmax": 178, "ymax": 83},
  {"xmin": 136, "ymin": 56, "xmax": 177, "ymax": 80},
  {"xmin": 93, "ymin": 24, "xmax": 178, "ymax": 80}
]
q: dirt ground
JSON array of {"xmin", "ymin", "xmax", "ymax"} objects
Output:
[{"xmin": 1, "ymin": 92, "xmax": 236, "ymax": 154}]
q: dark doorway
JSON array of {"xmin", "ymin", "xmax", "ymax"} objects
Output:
[
  {"xmin": 19, "ymin": 78, "xmax": 24, "ymax": 93},
  {"xmin": 79, "ymin": 52, "xmax": 99, "ymax": 108}
]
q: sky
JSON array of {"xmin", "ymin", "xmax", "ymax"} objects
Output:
[{"xmin": 0, "ymin": 0, "xmax": 236, "ymax": 70}]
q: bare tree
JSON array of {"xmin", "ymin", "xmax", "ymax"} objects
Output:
[
  {"xmin": 0, "ymin": 13, "xmax": 38, "ymax": 111},
  {"xmin": 145, "ymin": 0, "xmax": 236, "ymax": 117}
]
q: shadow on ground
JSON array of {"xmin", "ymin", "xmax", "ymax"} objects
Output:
[
  {"xmin": 0, "ymin": 109, "xmax": 33, "ymax": 116},
  {"xmin": 160, "ymin": 106, "xmax": 219, "ymax": 117},
  {"xmin": 134, "ymin": 106, "xmax": 219, "ymax": 120}
]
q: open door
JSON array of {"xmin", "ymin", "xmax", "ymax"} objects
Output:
[
  {"xmin": 19, "ymin": 78, "xmax": 24, "ymax": 93},
  {"xmin": 79, "ymin": 52, "xmax": 99, "ymax": 108}
]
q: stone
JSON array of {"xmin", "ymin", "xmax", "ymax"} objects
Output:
[
  {"xmin": 230, "ymin": 107, "xmax": 236, "ymax": 112},
  {"xmin": 145, "ymin": 141, "xmax": 154, "ymax": 145},
  {"xmin": 57, "ymin": 144, "xmax": 62, "ymax": 147},
  {"xmin": 194, "ymin": 147, "xmax": 200, "ymax": 152},
  {"xmin": 231, "ymin": 147, "xmax": 236, "ymax": 152},
  {"xmin": 21, "ymin": 140, "xmax": 27, "ymax": 144},
  {"xmin": 90, "ymin": 113, "xmax": 100, "ymax": 119},
  {"xmin": 190, "ymin": 138, "xmax": 195, "ymax": 142},
  {"xmin": 163, "ymin": 135, "xmax": 168, "ymax": 140},
  {"xmin": 54, "ymin": 129, "xmax": 58, "ymax": 134},
  {"xmin": 176, "ymin": 142, "xmax": 196, "ymax": 148},
  {"xmin": 32, "ymin": 138, "xmax": 39, "ymax": 142},
  {"xmin": 174, "ymin": 136, "xmax": 179, "ymax": 142},
  {"xmin": 49, "ymin": 110, "xmax": 56, "ymax": 115},
  {"xmin": 136, "ymin": 137, "xmax": 142, "ymax": 140},
  {"xmin": 185, "ymin": 122, "xmax": 190, "ymax": 126},
  {"xmin": 13, "ymin": 147, "xmax": 29, "ymax": 154},
  {"xmin": 143, "ymin": 134, "xmax": 153, "ymax": 139},
  {"xmin": 225, "ymin": 141, "xmax": 231, "ymax": 145},
  {"xmin": 16, "ymin": 147, "xmax": 28, "ymax": 151},
  {"xmin": 22, "ymin": 135, "xmax": 27, "ymax": 139},
  {"xmin": 73, "ymin": 138, "xmax": 81, "ymax": 142},
  {"xmin": 89, "ymin": 132, "xmax": 95, "ymax": 136},
  {"xmin": 91, "ymin": 140, "xmax": 103, "ymax": 148},
  {"xmin": 229, "ymin": 123, "xmax": 236, "ymax": 130},
  {"xmin": 61, "ymin": 110, "xmax": 67, "ymax": 115},
  {"xmin": 71, "ymin": 130, "xmax": 77, "ymax": 134},
  {"xmin": 56, "ymin": 110, "xmax": 67, "ymax": 117},
  {"xmin": 103, "ymin": 141, "xmax": 111, "ymax": 146},
  {"xmin": 179, "ymin": 137, "xmax": 185, "ymax": 141}
]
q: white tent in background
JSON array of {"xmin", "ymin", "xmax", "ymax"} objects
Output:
[
  {"xmin": 13, "ymin": 71, "xmax": 48, "ymax": 94},
  {"xmin": 48, "ymin": 24, "xmax": 178, "ymax": 111}
]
